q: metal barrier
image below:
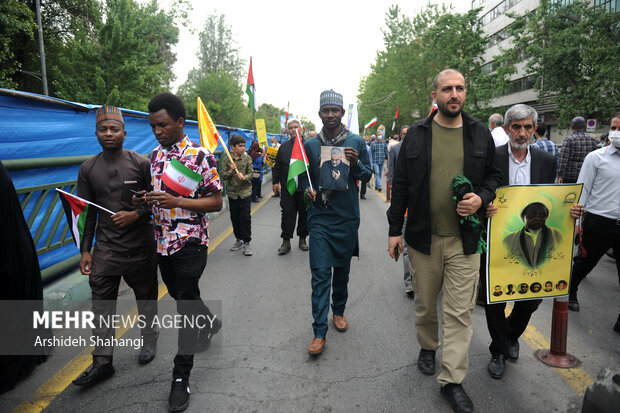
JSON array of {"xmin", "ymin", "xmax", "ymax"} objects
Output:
[{"xmin": 6, "ymin": 151, "xmax": 227, "ymax": 284}]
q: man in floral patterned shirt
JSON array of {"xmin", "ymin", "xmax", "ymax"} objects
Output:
[{"xmin": 137, "ymin": 92, "xmax": 223, "ymax": 412}]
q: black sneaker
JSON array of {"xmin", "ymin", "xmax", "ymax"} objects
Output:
[
  {"xmin": 168, "ymin": 378, "xmax": 190, "ymax": 412},
  {"xmin": 196, "ymin": 316, "xmax": 222, "ymax": 353}
]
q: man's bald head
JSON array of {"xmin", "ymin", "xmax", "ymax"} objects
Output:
[{"xmin": 433, "ymin": 69, "xmax": 465, "ymax": 91}]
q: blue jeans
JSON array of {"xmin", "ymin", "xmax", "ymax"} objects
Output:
[
  {"xmin": 311, "ymin": 265, "xmax": 350, "ymax": 338},
  {"xmin": 372, "ymin": 162, "xmax": 383, "ymax": 188}
]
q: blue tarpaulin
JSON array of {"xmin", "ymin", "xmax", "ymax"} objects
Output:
[{"xmin": 0, "ymin": 89, "xmax": 285, "ymax": 272}]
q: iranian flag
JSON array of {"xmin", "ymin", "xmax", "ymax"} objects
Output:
[
  {"xmin": 162, "ymin": 158, "xmax": 203, "ymax": 197},
  {"xmin": 246, "ymin": 57, "xmax": 258, "ymax": 112},
  {"xmin": 364, "ymin": 117, "xmax": 377, "ymax": 130},
  {"xmin": 56, "ymin": 189, "xmax": 114, "ymax": 248},
  {"xmin": 287, "ymin": 130, "xmax": 311, "ymax": 196}
]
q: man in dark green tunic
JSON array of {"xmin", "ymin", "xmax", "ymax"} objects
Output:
[{"xmin": 303, "ymin": 90, "xmax": 372, "ymax": 355}]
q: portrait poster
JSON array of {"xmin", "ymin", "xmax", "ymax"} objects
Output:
[
  {"xmin": 486, "ymin": 184, "xmax": 582, "ymax": 304},
  {"xmin": 264, "ymin": 146, "xmax": 278, "ymax": 167},
  {"xmin": 319, "ymin": 146, "xmax": 349, "ymax": 191}
]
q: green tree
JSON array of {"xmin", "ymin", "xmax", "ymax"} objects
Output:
[
  {"xmin": 358, "ymin": 4, "xmax": 489, "ymax": 132},
  {"xmin": 52, "ymin": 0, "xmax": 180, "ymax": 109},
  {"xmin": 300, "ymin": 116, "xmax": 315, "ymax": 132},
  {"xmin": 180, "ymin": 70, "xmax": 248, "ymax": 127},
  {"xmin": 178, "ymin": 12, "xmax": 251, "ymax": 128},
  {"xmin": 195, "ymin": 13, "xmax": 244, "ymax": 79},
  {"xmin": 0, "ymin": 0, "xmax": 36, "ymax": 89},
  {"xmin": 496, "ymin": 0, "xmax": 620, "ymax": 127}
]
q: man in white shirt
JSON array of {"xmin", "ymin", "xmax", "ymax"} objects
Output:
[
  {"xmin": 489, "ymin": 113, "xmax": 509, "ymax": 147},
  {"xmin": 568, "ymin": 112, "xmax": 620, "ymax": 315},
  {"xmin": 484, "ymin": 104, "xmax": 557, "ymax": 380}
]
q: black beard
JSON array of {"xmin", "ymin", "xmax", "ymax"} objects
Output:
[{"xmin": 438, "ymin": 104, "xmax": 462, "ymax": 118}]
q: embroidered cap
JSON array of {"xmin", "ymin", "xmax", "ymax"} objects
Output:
[
  {"xmin": 95, "ymin": 105, "xmax": 124, "ymax": 125},
  {"xmin": 320, "ymin": 89, "xmax": 343, "ymax": 108}
]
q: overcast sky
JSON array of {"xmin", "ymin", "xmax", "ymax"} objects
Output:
[{"xmin": 161, "ymin": 0, "xmax": 470, "ymax": 129}]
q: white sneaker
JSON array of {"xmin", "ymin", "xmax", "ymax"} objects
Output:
[
  {"xmin": 230, "ymin": 239, "xmax": 243, "ymax": 251},
  {"xmin": 243, "ymin": 242, "xmax": 253, "ymax": 256}
]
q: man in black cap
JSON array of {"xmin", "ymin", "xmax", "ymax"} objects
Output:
[
  {"xmin": 557, "ymin": 116, "xmax": 599, "ymax": 183},
  {"xmin": 73, "ymin": 105, "xmax": 159, "ymax": 387}
]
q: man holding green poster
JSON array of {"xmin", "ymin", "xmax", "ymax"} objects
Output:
[{"xmin": 484, "ymin": 104, "xmax": 582, "ymax": 380}]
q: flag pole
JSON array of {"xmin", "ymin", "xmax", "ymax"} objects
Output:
[
  {"xmin": 295, "ymin": 129, "xmax": 314, "ymax": 193},
  {"xmin": 217, "ymin": 134, "xmax": 240, "ymax": 175}
]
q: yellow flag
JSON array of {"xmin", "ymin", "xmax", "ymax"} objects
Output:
[{"xmin": 197, "ymin": 97, "xmax": 220, "ymax": 153}]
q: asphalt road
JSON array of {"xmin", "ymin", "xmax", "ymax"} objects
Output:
[{"xmin": 2, "ymin": 180, "xmax": 619, "ymax": 413}]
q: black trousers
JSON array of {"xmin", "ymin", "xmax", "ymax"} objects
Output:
[
  {"xmin": 158, "ymin": 239, "xmax": 213, "ymax": 381},
  {"xmin": 359, "ymin": 180, "xmax": 367, "ymax": 197},
  {"xmin": 570, "ymin": 212, "xmax": 620, "ymax": 295},
  {"xmin": 280, "ymin": 189, "xmax": 308, "ymax": 239},
  {"xmin": 479, "ymin": 251, "xmax": 542, "ymax": 357},
  {"xmin": 251, "ymin": 178, "xmax": 262, "ymax": 200},
  {"xmin": 229, "ymin": 196, "xmax": 252, "ymax": 242},
  {"xmin": 485, "ymin": 299, "xmax": 542, "ymax": 357},
  {"xmin": 89, "ymin": 267, "xmax": 158, "ymax": 367}
]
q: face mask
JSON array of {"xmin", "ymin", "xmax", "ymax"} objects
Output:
[{"xmin": 609, "ymin": 130, "xmax": 620, "ymax": 148}]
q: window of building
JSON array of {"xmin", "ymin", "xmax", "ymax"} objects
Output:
[
  {"xmin": 594, "ymin": 0, "xmax": 619, "ymax": 12},
  {"xmin": 505, "ymin": 75, "xmax": 537, "ymax": 94},
  {"xmin": 481, "ymin": 0, "xmax": 524, "ymax": 26}
]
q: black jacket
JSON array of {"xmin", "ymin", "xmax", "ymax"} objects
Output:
[
  {"xmin": 494, "ymin": 143, "xmax": 557, "ymax": 186},
  {"xmin": 387, "ymin": 111, "xmax": 502, "ymax": 255},
  {"xmin": 272, "ymin": 138, "xmax": 299, "ymax": 190}
]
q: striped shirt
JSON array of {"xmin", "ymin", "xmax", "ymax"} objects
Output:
[
  {"xmin": 370, "ymin": 140, "xmax": 387, "ymax": 166},
  {"xmin": 531, "ymin": 138, "xmax": 558, "ymax": 163}
]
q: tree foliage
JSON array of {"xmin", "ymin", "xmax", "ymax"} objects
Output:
[
  {"xmin": 0, "ymin": 0, "xmax": 36, "ymax": 89},
  {"xmin": 496, "ymin": 0, "xmax": 620, "ymax": 127},
  {"xmin": 195, "ymin": 13, "xmax": 244, "ymax": 79},
  {"xmin": 358, "ymin": 4, "xmax": 489, "ymax": 134},
  {"xmin": 178, "ymin": 12, "xmax": 257, "ymax": 129},
  {"xmin": 1, "ymin": 0, "xmax": 183, "ymax": 111},
  {"xmin": 52, "ymin": 0, "xmax": 180, "ymax": 109}
]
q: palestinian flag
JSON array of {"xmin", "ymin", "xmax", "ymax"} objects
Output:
[
  {"xmin": 197, "ymin": 96, "xmax": 220, "ymax": 153},
  {"xmin": 364, "ymin": 117, "xmax": 377, "ymax": 130},
  {"xmin": 246, "ymin": 57, "xmax": 258, "ymax": 112},
  {"xmin": 57, "ymin": 189, "xmax": 90, "ymax": 248},
  {"xmin": 392, "ymin": 106, "xmax": 399, "ymax": 131},
  {"xmin": 162, "ymin": 158, "xmax": 202, "ymax": 197},
  {"xmin": 287, "ymin": 130, "xmax": 310, "ymax": 196}
]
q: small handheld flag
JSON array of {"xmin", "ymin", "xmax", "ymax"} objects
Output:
[
  {"xmin": 287, "ymin": 129, "xmax": 313, "ymax": 196},
  {"xmin": 56, "ymin": 189, "xmax": 114, "ymax": 248},
  {"xmin": 162, "ymin": 158, "xmax": 203, "ymax": 197}
]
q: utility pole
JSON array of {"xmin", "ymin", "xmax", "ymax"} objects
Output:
[{"xmin": 35, "ymin": 0, "xmax": 48, "ymax": 95}]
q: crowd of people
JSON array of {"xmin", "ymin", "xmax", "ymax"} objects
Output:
[{"xmin": 3, "ymin": 69, "xmax": 618, "ymax": 412}]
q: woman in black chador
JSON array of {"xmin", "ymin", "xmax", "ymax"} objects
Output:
[{"xmin": 0, "ymin": 161, "xmax": 49, "ymax": 394}]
